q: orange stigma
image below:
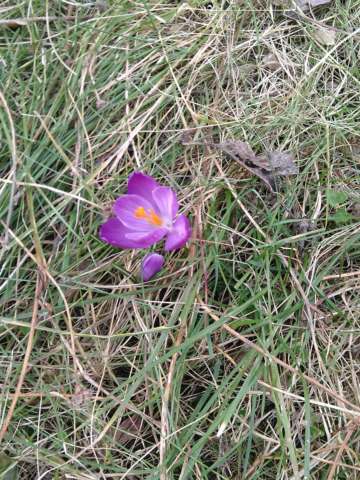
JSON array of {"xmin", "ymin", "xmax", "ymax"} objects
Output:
[{"xmin": 134, "ymin": 206, "xmax": 163, "ymax": 226}]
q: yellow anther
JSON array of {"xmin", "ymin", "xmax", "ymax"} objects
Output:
[
  {"xmin": 149, "ymin": 210, "xmax": 163, "ymax": 226},
  {"xmin": 134, "ymin": 206, "xmax": 163, "ymax": 226},
  {"xmin": 135, "ymin": 206, "xmax": 146, "ymax": 219}
]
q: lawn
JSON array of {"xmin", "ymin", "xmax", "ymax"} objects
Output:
[{"xmin": 1, "ymin": 0, "xmax": 360, "ymax": 478}]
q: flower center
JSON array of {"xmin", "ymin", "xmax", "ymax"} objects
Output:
[{"xmin": 134, "ymin": 206, "xmax": 163, "ymax": 226}]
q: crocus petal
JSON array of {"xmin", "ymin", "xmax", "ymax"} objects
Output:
[
  {"xmin": 127, "ymin": 172, "xmax": 159, "ymax": 205},
  {"xmin": 99, "ymin": 217, "xmax": 143, "ymax": 248},
  {"xmin": 100, "ymin": 217, "xmax": 166, "ymax": 249},
  {"xmin": 125, "ymin": 228, "xmax": 167, "ymax": 244},
  {"xmin": 113, "ymin": 194, "xmax": 162, "ymax": 231},
  {"xmin": 152, "ymin": 187, "xmax": 179, "ymax": 221},
  {"xmin": 141, "ymin": 253, "xmax": 165, "ymax": 281},
  {"xmin": 164, "ymin": 214, "xmax": 192, "ymax": 251}
]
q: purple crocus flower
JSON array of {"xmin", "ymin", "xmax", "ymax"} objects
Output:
[
  {"xmin": 99, "ymin": 172, "xmax": 191, "ymax": 251},
  {"xmin": 141, "ymin": 253, "xmax": 165, "ymax": 281}
]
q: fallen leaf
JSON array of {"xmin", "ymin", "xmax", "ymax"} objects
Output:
[
  {"xmin": 180, "ymin": 135, "xmax": 299, "ymax": 191},
  {"xmin": 267, "ymin": 151, "xmax": 299, "ymax": 175},
  {"xmin": 214, "ymin": 141, "xmax": 298, "ymax": 191},
  {"xmin": 214, "ymin": 140, "xmax": 276, "ymax": 191},
  {"xmin": 313, "ymin": 26, "xmax": 336, "ymax": 45}
]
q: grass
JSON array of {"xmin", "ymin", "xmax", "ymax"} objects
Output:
[{"xmin": 1, "ymin": 0, "xmax": 360, "ymax": 478}]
